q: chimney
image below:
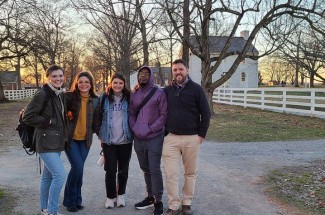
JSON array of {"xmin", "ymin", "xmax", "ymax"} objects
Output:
[{"xmin": 240, "ymin": 30, "xmax": 249, "ymax": 40}]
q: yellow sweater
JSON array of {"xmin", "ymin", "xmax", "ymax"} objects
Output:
[{"xmin": 73, "ymin": 95, "xmax": 89, "ymax": 140}]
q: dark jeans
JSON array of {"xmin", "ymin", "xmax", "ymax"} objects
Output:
[
  {"xmin": 103, "ymin": 143, "xmax": 133, "ymax": 198},
  {"xmin": 63, "ymin": 139, "xmax": 89, "ymax": 207},
  {"xmin": 134, "ymin": 134, "xmax": 164, "ymax": 202}
]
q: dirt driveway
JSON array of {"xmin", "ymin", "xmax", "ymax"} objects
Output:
[{"xmin": 0, "ymin": 137, "xmax": 324, "ymax": 215}]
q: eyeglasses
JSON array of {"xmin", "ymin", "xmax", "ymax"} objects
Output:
[
  {"xmin": 78, "ymin": 81, "xmax": 90, "ymax": 85},
  {"xmin": 139, "ymin": 72, "xmax": 150, "ymax": 77}
]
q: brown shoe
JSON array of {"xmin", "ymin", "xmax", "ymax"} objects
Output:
[
  {"xmin": 164, "ymin": 208, "xmax": 180, "ymax": 215},
  {"xmin": 182, "ymin": 205, "xmax": 193, "ymax": 215}
]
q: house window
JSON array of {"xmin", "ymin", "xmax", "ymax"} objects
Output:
[{"xmin": 241, "ymin": 72, "xmax": 246, "ymax": 81}]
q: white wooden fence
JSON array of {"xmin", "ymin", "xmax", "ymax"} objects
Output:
[
  {"xmin": 213, "ymin": 87, "xmax": 325, "ymax": 119},
  {"xmin": 4, "ymin": 89, "xmax": 38, "ymax": 100}
]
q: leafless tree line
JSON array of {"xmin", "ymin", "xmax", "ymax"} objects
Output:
[{"xmin": 0, "ymin": 0, "xmax": 324, "ymax": 110}]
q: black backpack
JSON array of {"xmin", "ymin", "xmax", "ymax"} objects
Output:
[{"xmin": 16, "ymin": 87, "xmax": 53, "ymax": 155}]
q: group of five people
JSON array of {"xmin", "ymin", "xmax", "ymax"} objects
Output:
[{"xmin": 22, "ymin": 59, "xmax": 211, "ymax": 215}]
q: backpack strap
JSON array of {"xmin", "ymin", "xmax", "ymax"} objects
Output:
[
  {"xmin": 99, "ymin": 93, "xmax": 108, "ymax": 120},
  {"xmin": 135, "ymin": 86, "xmax": 158, "ymax": 117},
  {"xmin": 41, "ymin": 86, "xmax": 55, "ymax": 118}
]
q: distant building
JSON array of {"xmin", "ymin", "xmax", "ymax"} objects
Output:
[
  {"xmin": 130, "ymin": 66, "xmax": 172, "ymax": 90},
  {"xmin": 189, "ymin": 30, "xmax": 259, "ymax": 88},
  {"xmin": 0, "ymin": 71, "xmax": 18, "ymax": 90}
]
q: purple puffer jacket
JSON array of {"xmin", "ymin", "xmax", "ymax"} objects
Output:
[{"xmin": 129, "ymin": 66, "xmax": 167, "ymax": 140}]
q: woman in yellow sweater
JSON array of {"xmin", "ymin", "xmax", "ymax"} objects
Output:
[{"xmin": 63, "ymin": 71, "xmax": 98, "ymax": 212}]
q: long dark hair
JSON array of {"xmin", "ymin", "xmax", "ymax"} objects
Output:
[
  {"xmin": 70, "ymin": 71, "xmax": 97, "ymax": 97},
  {"xmin": 106, "ymin": 72, "xmax": 130, "ymax": 102}
]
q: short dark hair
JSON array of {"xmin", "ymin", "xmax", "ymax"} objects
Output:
[
  {"xmin": 46, "ymin": 65, "xmax": 64, "ymax": 77},
  {"xmin": 172, "ymin": 59, "xmax": 188, "ymax": 68}
]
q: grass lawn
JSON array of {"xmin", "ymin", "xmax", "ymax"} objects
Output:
[
  {"xmin": 264, "ymin": 161, "xmax": 325, "ymax": 215},
  {"xmin": 207, "ymin": 103, "xmax": 325, "ymax": 142}
]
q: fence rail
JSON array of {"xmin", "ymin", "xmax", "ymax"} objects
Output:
[
  {"xmin": 4, "ymin": 89, "xmax": 38, "ymax": 100},
  {"xmin": 213, "ymin": 87, "xmax": 325, "ymax": 119}
]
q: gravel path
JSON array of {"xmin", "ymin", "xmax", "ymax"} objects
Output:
[{"xmin": 1, "ymin": 137, "xmax": 324, "ymax": 215}]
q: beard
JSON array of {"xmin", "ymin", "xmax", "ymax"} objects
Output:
[
  {"xmin": 175, "ymin": 74, "xmax": 187, "ymax": 85},
  {"xmin": 139, "ymin": 79, "xmax": 149, "ymax": 86}
]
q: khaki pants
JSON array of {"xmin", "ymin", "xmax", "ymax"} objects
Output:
[{"xmin": 162, "ymin": 133, "xmax": 200, "ymax": 210}]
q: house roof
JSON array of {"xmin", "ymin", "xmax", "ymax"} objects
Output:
[
  {"xmin": 130, "ymin": 66, "xmax": 171, "ymax": 75},
  {"xmin": 0, "ymin": 71, "xmax": 17, "ymax": 82},
  {"xmin": 151, "ymin": 67, "xmax": 171, "ymax": 74},
  {"xmin": 189, "ymin": 36, "xmax": 259, "ymax": 56}
]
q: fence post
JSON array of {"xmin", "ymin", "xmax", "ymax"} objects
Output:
[
  {"xmin": 261, "ymin": 89, "xmax": 265, "ymax": 110},
  {"xmin": 217, "ymin": 89, "xmax": 220, "ymax": 102},
  {"xmin": 282, "ymin": 90, "xmax": 286, "ymax": 113},
  {"xmin": 244, "ymin": 89, "xmax": 247, "ymax": 108},
  {"xmin": 230, "ymin": 89, "xmax": 233, "ymax": 104},
  {"xmin": 311, "ymin": 89, "xmax": 315, "ymax": 116}
]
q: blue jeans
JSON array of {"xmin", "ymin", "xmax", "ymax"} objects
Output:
[
  {"xmin": 63, "ymin": 140, "xmax": 89, "ymax": 207},
  {"xmin": 39, "ymin": 152, "xmax": 66, "ymax": 214}
]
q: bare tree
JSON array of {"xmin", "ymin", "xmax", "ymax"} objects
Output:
[
  {"xmin": 260, "ymin": 55, "xmax": 295, "ymax": 84},
  {"xmin": 86, "ymin": 33, "xmax": 114, "ymax": 90},
  {"xmin": 72, "ymin": 0, "xmax": 139, "ymax": 86},
  {"xmin": 60, "ymin": 36, "xmax": 85, "ymax": 89},
  {"xmin": 83, "ymin": 53, "xmax": 107, "ymax": 91},
  {"xmin": 157, "ymin": 0, "xmax": 325, "ymax": 111},
  {"xmin": 278, "ymin": 27, "xmax": 325, "ymax": 87},
  {"xmin": 25, "ymin": 1, "xmax": 72, "ymax": 70},
  {"xmin": 0, "ymin": 0, "xmax": 31, "ymax": 101},
  {"xmin": 181, "ymin": 0, "xmax": 190, "ymax": 64}
]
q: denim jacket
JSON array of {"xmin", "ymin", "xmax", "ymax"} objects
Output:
[{"xmin": 97, "ymin": 95, "xmax": 133, "ymax": 145}]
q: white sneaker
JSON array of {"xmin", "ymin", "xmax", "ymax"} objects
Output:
[
  {"xmin": 40, "ymin": 209, "xmax": 48, "ymax": 215},
  {"xmin": 105, "ymin": 197, "xmax": 115, "ymax": 209},
  {"xmin": 116, "ymin": 195, "xmax": 125, "ymax": 207}
]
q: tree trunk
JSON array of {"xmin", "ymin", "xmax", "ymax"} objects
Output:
[
  {"xmin": 0, "ymin": 80, "xmax": 7, "ymax": 103},
  {"xmin": 310, "ymin": 72, "xmax": 315, "ymax": 88},
  {"xmin": 201, "ymin": 59, "xmax": 214, "ymax": 114},
  {"xmin": 200, "ymin": 0, "xmax": 214, "ymax": 113},
  {"xmin": 136, "ymin": 0, "xmax": 149, "ymax": 65},
  {"xmin": 16, "ymin": 58, "xmax": 22, "ymax": 90},
  {"xmin": 202, "ymin": 82, "xmax": 214, "ymax": 115},
  {"xmin": 156, "ymin": 61, "xmax": 165, "ymax": 87},
  {"xmin": 182, "ymin": 0, "xmax": 190, "ymax": 65},
  {"xmin": 69, "ymin": 63, "xmax": 75, "ymax": 89},
  {"xmin": 300, "ymin": 73, "xmax": 304, "ymax": 85},
  {"xmin": 294, "ymin": 32, "xmax": 301, "ymax": 87}
]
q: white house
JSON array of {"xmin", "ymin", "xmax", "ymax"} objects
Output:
[
  {"xmin": 189, "ymin": 31, "xmax": 259, "ymax": 88},
  {"xmin": 0, "ymin": 71, "xmax": 18, "ymax": 90}
]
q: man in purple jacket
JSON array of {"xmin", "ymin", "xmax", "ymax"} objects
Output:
[{"xmin": 129, "ymin": 66, "xmax": 167, "ymax": 215}]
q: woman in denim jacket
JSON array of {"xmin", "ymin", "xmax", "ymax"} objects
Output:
[{"xmin": 93, "ymin": 72, "xmax": 133, "ymax": 209}]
